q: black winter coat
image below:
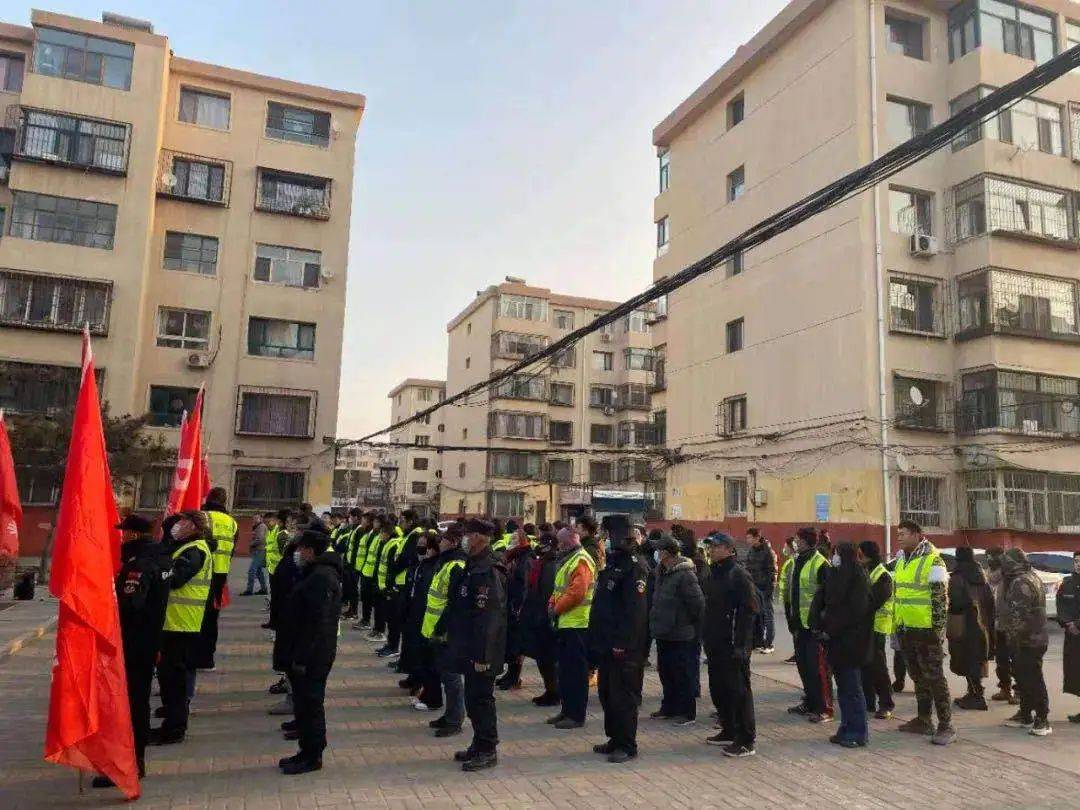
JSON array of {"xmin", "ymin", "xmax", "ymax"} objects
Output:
[
  {"xmin": 402, "ymin": 555, "xmax": 440, "ymax": 674},
  {"xmin": 947, "ymin": 561, "xmax": 994, "ymax": 677},
  {"xmin": 702, "ymin": 557, "xmax": 759, "ymax": 656},
  {"xmin": 521, "ymin": 551, "xmax": 558, "ymax": 662},
  {"xmin": 649, "ymin": 557, "xmax": 706, "ymax": 642},
  {"xmin": 820, "ymin": 562, "xmax": 873, "ymax": 669},
  {"xmin": 446, "ymin": 550, "xmax": 508, "ymax": 674},
  {"xmin": 503, "ymin": 543, "xmax": 534, "ymax": 660},
  {"xmin": 116, "ymin": 536, "xmax": 172, "ymax": 664},
  {"xmin": 284, "ymin": 550, "xmax": 343, "ymax": 676},
  {"xmin": 588, "ymin": 547, "xmax": 651, "ymax": 662},
  {"xmin": 1057, "ymin": 573, "xmax": 1080, "ymax": 696}
]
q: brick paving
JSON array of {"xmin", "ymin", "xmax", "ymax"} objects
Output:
[{"xmin": 2, "ymin": 589, "xmax": 1079, "ymax": 809}]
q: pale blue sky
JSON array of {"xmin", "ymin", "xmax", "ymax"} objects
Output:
[{"xmin": 25, "ymin": 0, "xmax": 788, "ymax": 436}]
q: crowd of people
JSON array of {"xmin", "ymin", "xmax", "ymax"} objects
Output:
[{"xmin": 100, "ymin": 500, "xmax": 1080, "ymax": 784}]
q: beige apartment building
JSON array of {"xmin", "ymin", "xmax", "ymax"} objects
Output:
[
  {"xmin": 652, "ymin": 0, "xmax": 1080, "ymax": 550},
  {"xmin": 0, "ymin": 10, "xmax": 363, "ymax": 538},
  {"xmin": 332, "ymin": 443, "xmax": 393, "ymax": 513},
  {"xmin": 438, "ymin": 280, "xmax": 662, "ymax": 524},
  {"xmin": 387, "ymin": 378, "xmax": 446, "ymax": 517}
]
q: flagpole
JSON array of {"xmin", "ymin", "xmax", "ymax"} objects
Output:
[{"xmin": 77, "ymin": 769, "xmax": 84, "ymax": 795}]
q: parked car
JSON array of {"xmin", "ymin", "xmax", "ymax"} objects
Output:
[{"xmin": 938, "ymin": 547, "xmax": 1065, "ymax": 619}]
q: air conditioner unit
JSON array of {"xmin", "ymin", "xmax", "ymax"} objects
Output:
[
  {"xmin": 186, "ymin": 352, "xmax": 210, "ymax": 368},
  {"xmin": 602, "ymin": 406, "xmax": 615, "ymax": 417},
  {"xmin": 599, "ymin": 333, "xmax": 612, "ymax": 343},
  {"xmin": 909, "ymin": 233, "xmax": 938, "ymax": 257},
  {"xmin": 752, "ymin": 489, "xmax": 768, "ymax": 508}
]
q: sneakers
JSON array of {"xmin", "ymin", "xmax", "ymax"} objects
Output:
[
  {"xmin": 454, "ymin": 748, "xmax": 477, "ymax": 762},
  {"xmin": 593, "ymin": 741, "xmax": 616, "ymax": 755},
  {"xmin": 434, "ymin": 725, "xmax": 462, "ymax": 738},
  {"xmin": 553, "ymin": 717, "xmax": 584, "ymax": 730},
  {"xmin": 462, "ymin": 751, "xmax": 497, "ymax": 772},
  {"xmin": 1029, "ymin": 718, "xmax": 1053, "ymax": 737},
  {"xmin": 990, "ymin": 688, "xmax": 1013, "ymax": 702},
  {"xmin": 607, "ymin": 749, "xmax": 636, "ymax": 764},
  {"xmin": 650, "ymin": 710, "xmax": 675, "ymax": 720},
  {"xmin": 671, "ymin": 716, "xmax": 697, "ymax": 727},
  {"xmin": 807, "ymin": 713, "xmax": 832, "ymax": 724},
  {"xmin": 147, "ymin": 727, "xmax": 184, "ymax": 746},
  {"xmin": 545, "ymin": 713, "xmax": 566, "ymax": 725},
  {"xmin": 532, "ymin": 692, "xmax": 561, "ymax": 707},
  {"xmin": 873, "ymin": 709, "xmax": 894, "ymax": 720},
  {"xmin": 375, "ymin": 646, "xmax": 399, "ymax": 658},
  {"xmin": 706, "ymin": 731, "xmax": 733, "ymax": 746},
  {"xmin": 897, "ymin": 716, "xmax": 935, "ymax": 735},
  {"xmin": 757, "ymin": 647, "xmax": 775, "ymax": 654},
  {"xmin": 954, "ymin": 693, "xmax": 988, "ymax": 711},
  {"xmin": 414, "ymin": 701, "xmax": 438, "ymax": 712},
  {"xmin": 367, "ymin": 632, "xmax": 386, "ymax": 643},
  {"xmin": 269, "ymin": 677, "xmax": 288, "ymax": 695},
  {"xmin": 891, "ymin": 681, "xmax": 905, "ymax": 694},
  {"xmin": 281, "ymin": 757, "xmax": 322, "ymax": 775},
  {"xmin": 784, "ymin": 654, "xmax": 797, "ymax": 664},
  {"xmin": 722, "ymin": 743, "xmax": 756, "ymax": 758},
  {"xmin": 1003, "ymin": 711, "xmax": 1034, "ymax": 729},
  {"xmin": 786, "ymin": 704, "xmax": 810, "ymax": 716},
  {"xmin": 931, "ymin": 724, "xmax": 956, "ymax": 746}
]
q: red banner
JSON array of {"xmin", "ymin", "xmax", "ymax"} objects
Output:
[
  {"xmin": 165, "ymin": 387, "xmax": 206, "ymax": 516},
  {"xmin": 0, "ymin": 414, "xmax": 21, "ymax": 562}
]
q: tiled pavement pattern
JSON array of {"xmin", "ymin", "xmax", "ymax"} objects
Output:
[{"xmin": 2, "ymin": 593, "xmax": 1079, "ymax": 808}]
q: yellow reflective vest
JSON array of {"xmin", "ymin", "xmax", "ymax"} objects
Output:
[
  {"xmin": 552, "ymin": 548, "xmax": 596, "ymax": 629},
  {"xmin": 207, "ymin": 510, "xmax": 238, "ymax": 576},
  {"xmin": 163, "ymin": 538, "xmax": 213, "ymax": 632},
  {"xmin": 265, "ymin": 526, "xmax": 283, "ymax": 574},
  {"xmin": 869, "ymin": 563, "xmax": 895, "ymax": 635},
  {"xmin": 893, "ymin": 546, "xmax": 946, "ymax": 631},
  {"xmin": 351, "ymin": 528, "xmax": 374, "ymax": 572},
  {"xmin": 492, "ymin": 532, "xmax": 512, "ymax": 554},
  {"xmin": 377, "ymin": 528, "xmax": 405, "ymax": 591},
  {"xmin": 394, "ymin": 528, "xmax": 424, "ymax": 586},
  {"xmin": 421, "ymin": 556, "xmax": 466, "ymax": 640},
  {"xmin": 796, "ymin": 551, "xmax": 827, "ymax": 630},
  {"xmin": 361, "ymin": 530, "xmax": 386, "ymax": 578},
  {"xmin": 778, "ymin": 555, "xmax": 795, "ymax": 611}
]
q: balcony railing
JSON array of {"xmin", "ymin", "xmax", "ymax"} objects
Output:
[
  {"xmin": 256, "ymin": 168, "xmax": 331, "ymax": 219},
  {"xmin": 8, "ymin": 105, "xmax": 130, "ymax": 175},
  {"xmin": 157, "ymin": 149, "xmax": 232, "ymax": 207},
  {"xmin": 956, "ymin": 398, "xmax": 1080, "ymax": 437},
  {"xmin": 652, "ymin": 359, "xmax": 666, "ymax": 392}
]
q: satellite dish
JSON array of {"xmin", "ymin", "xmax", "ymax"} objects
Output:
[
  {"xmin": 161, "ymin": 172, "xmax": 177, "ymax": 188},
  {"xmin": 908, "ymin": 385, "xmax": 925, "ymax": 407},
  {"xmin": 895, "ymin": 453, "xmax": 911, "ymax": 473}
]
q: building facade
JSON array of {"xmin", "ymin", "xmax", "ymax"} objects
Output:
[
  {"xmin": 652, "ymin": 0, "xmax": 1080, "ymax": 551},
  {"xmin": 438, "ymin": 280, "xmax": 663, "ymax": 524},
  {"xmin": 0, "ymin": 10, "xmax": 364, "ymax": 539},
  {"xmin": 387, "ymin": 378, "xmax": 446, "ymax": 517},
  {"xmin": 332, "ymin": 443, "xmax": 392, "ymax": 513}
]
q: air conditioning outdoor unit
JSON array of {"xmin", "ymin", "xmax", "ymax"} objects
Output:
[
  {"xmin": 600, "ymin": 333, "xmax": 612, "ymax": 343},
  {"xmin": 909, "ymin": 233, "xmax": 938, "ymax": 257},
  {"xmin": 186, "ymin": 352, "xmax": 210, "ymax": 368},
  {"xmin": 602, "ymin": 406, "xmax": 615, "ymax": 417}
]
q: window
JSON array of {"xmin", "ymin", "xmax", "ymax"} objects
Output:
[
  {"xmin": 724, "ymin": 251, "xmax": 744, "ymax": 277},
  {"xmin": 885, "ymin": 97, "xmax": 931, "ymax": 145},
  {"xmin": 950, "ymin": 86, "xmax": 998, "ymax": 150},
  {"xmin": 727, "ymin": 93, "xmax": 745, "ymax": 129},
  {"xmin": 137, "ymin": 468, "xmax": 171, "ymax": 509},
  {"xmin": 624, "ymin": 348, "xmax": 655, "ymax": 371},
  {"xmin": 15, "ymin": 109, "xmax": 128, "ymax": 173},
  {"xmin": 727, "ymin": 166, "xmax": 745, "ymax": 201},
  {"xmin": 33, "ymin": 27, "xmax": 134, "ymax": 90},
  {"xmin": 247, "ymin": 317, "xmax": 316, "ymax": 360},
  {"xmin": 617, "ymin": 459, "xmax": 653, "ymax": 484},
  {"xmin": 488, "ymin": 412, "xmax": 546, "ymax": 439},
  {"xmin": 617, "ymin": 383, "xmax": 651, "ymax": 411},
  {"xmin": 160, "ymin": 153, "xmax": 228, "ymax": 204},
  {"xmin": 951, "ymin": 175, "xmax": 1074, "ymax": 243},
  {"xmin": 234, "ymin": 469, "xmax": 306, "ymax": 511},
  {"xmin": 498, "ymin": 294, "xmax": 547, "ymax": 321},
  {"xmin": 9, "ymin": 191, "xmax": 117, "ymax": 249},
  {"xmin": 725, "ymin": 318, "xmax": 744, "ymax": 353},
  {"xmin": 548, "ymin": 459, "xmax": 573, "ymax": 483},
  {"xmin": 618, "ymin": 421, "xmax": 654, "ymax": 447},
  {"xmin": 590, "ymin": 385, "xmax": 616, "ymax": 408},
  {"xmin": 488, "ymin": 451, "xmax": 542, "ymax": 480},
  {"xmin": 415, "ymin": 435, "xmax": 430, "ymax": 447},
  {"xmin": 418, "ymin": 388, "xmax": 433, "ymax": 402},
  {"xmin": 0, "ymin": 53, "xmax": 25, "ymax": 91},
  {"xmin": 951, "ymin": 87, "xmax": 1062, "ymax": 155},
  {"xmin": 949, "ymin": 0, "xmax": 1056, "ymax": 64},
  {"xmin": 157, "ymin": 307, "xmax": 210, "ymax": 350},
  {"xmin": 551, "ymin": 381, "xmax": 574, "ymax": 406},
  {"xmin": 885, "ymin": 13, "xmax": 925, "ymax": 59},
  {"xmin": 550, "ymin": 421, "xmax": 572, "ymax": 444},
  {"xmin": 493, "ymin": 374, "xmax": 547, "ymax": 401},
  {"xmin": 257, "ymin": 169, "xmax": 331, "ymax": 218},
  {"xmin": 0, "ymin": 360, "xmax": 100, "ymax": 415},
  {"xmin": 553, "ymin": 309, "xmax": 575, "ymax": 330},
  {"xmin": 179, "ymin": 87, "xmax": 231, "ymax": 129},
  {"xmin": 888, "ymin": 187, "xmax": 932, "ymax": 235},
  {"xmin": 551, "ymin": 347, "xmax": 576, "ymax": 368},
  {"xmin": 253, "ymin": 244, "xmax": 321, "ymax": 288},
  {"xmin": 889, "ymin": 275, "xmax": 943, "ymax": 334},
  {"xmin": 893, "ymin": 376, "xmax": 950, "ymax": 431},
  {"xmin": 164, "ymin": 232, "xmax": 218, "ymax": 275},
  {"xmin": 724, "ymin": 477, "xmax": 748, "ymax": 515},
  {"xmin": 957, "ymin": 268, "xmax": 1078, "ymax": 339},
  {"xmin": 960, "ymin": 369, "xmax": 1080, "ymax": 435},
  {"xmin": 411, "ymin": 481, "xmax": 428, "ymax": 495},
  {"xmin": 965, "ymin": 470, "xmax": 1080, "ymax": 532},
  {"xmin": 237, "ymin": 386, "xmax": 316, "ymax": 438},
  {"xmin": 656, "ymin": 216, "xmax": 669, "ymax": 256},
  {"xmin": 458, "ymin": 462, "xmax": 466, "ymax": 479},
  {"xmin": 592, "ymin": 351, "xmax": 614, "ymax": 372},
  {"xmin": 266, "ymin": 101, "xmax": 331, "ymax": 147},
  {"xmin": 653, "ymin": 409, "xmax": 667, "ymax": 446},
  {"xmin": 590, "ymin": 461, "xmax": 614, "ymax": 485},
  {"xmin": 1071, "ymin": 103, "xmax": 1080, "ymax": 161},
  {"xmin": 624, "ymin": 310, "xmax": 650, "ymax": 334},
  {"xmin": 487, "ymin": 491, "xmax": 524, "ymax": 518},
  {"xmin": 0, "ymin": 269, "xmax": 110, "ymax": 334},
  {"xmin": 492, "ymin": 331, "xmax": 549, "ymax": 359},
  {"xmin": 900, "ymin": 476, "xmax": 942, "ymax": 527},
  {"xmin": 590, "ymin": 423, "xmax": 614, "ymax": 445},
  {"xmin": 148, "ymin": 385, "xmax": 198, "ymax": 428},
  {"xmin": 719, "ymin": 395, "xmax": 748, "ymax": 435},
  {"xmin": 658, "ymin": 148, "xmax": 670, "ymax": 193}
]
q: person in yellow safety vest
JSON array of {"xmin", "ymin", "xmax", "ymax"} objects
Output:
[
  {"xmin": 777, "ymin": 537, "xmax": 798, "ymax": 663},
  {"xmin": 361, "ymin": 515, "xmax": 391, "ymax": 641},
  {"xmin": 350, "ymin": 512, "xmax": 378, "ymax": 630},
  {"xmin": 150, "ymin": 510, "xmax": 214, "ymax": 746},
  {"xmin": 379, "ymin": 509, "xmax": 424, "ymax": 658},
  {"xmin": 266, "ymin": 510, "xmax": 288, "ymax": 575},
  {"xmin": 422, "ymin": 524, "xmax": 468, "ymax": 736},
  {"xmin": 857, "ymin": 540, "xmax": 896, "ymax": 720},
  {"xmin": 893, "ymin": 519, "xmax": 954, "ymax": 746},
  {"xmin": 340, "ymin": 509, "xmax": 364, "ymax": 620},
  {"xmin": 546, "ymin": 525, "xmax": 596, "ymax": 729},
  {"xmin": 786, "ymin": 527, "xmax": 832, "ymax": 721},
  {"xmin": 194, "ymin": 487, "xmax": 238, "ymax": 672},
  {"xmin": 492, "ymin": 519, "xmax": 517, "ymax": 555}
]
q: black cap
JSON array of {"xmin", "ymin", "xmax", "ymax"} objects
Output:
[
  {"xmin": 704, "ymin": 532, "xmax": 736, "ymax": 549},
  {"xmin": 296, "ymin": 529, "xmax": 329, "ymax": 554},
  {"xmin": 117, "ymin": 514, "xmax": 154, "ymax": 533},
  {"xmin": 464, "ymin": 518, "xmax": 495, "ymax": 537},
  {"xmin": 654, "ymin": 535, "xmax": 680, "ymax": 555}
]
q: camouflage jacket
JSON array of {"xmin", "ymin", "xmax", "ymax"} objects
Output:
[{"xmin": 1001, "ymin": 568, "xmax": 1048, "ymax": 648}]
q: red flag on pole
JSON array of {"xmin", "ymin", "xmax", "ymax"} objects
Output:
[
  {"xmin": 44, "ymin": 327, "xmax": 140, "ymax": 800},
  {"xmin": 0, "ymin": 411, "xmax": 21, "ymax": 563},
  {"xmin": 165, "ymin": 387, "xmax": 206, "ymax": 516}
]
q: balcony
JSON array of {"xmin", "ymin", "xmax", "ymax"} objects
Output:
[
  {"xmin": 235, "ymin": 385, "xmax": 317, "ymax": 439},
  {"xmin": 948, "ymin": 174, "xmax": 1079, "ymax": 248},
  {"xmin": 256, "ymin": 168, "xmax": 331, "ymax": 219},
  {"xmin": 617, "ymin": 420, "xmax": 657, "ymax": 447},
  {"xmin": 8, "ymin": 106, "xmax": 129, "ymax": 175},
  {"xmin": 0, "ymin": 360, "xmax": 102, "ymax": 416},
  {"xmin": 963, "ymin": 470, "xmax": 1080, "ymax": 533},
  {"xmin": 492, "ymin": 374, "xmax": 548, "ymax": 402},
  {"xmin": 157, "ymin": 149, "xmax": 232, "ymax": 207},
  {"xmin": 0, "ymin": 268, "xmax": 111, "ymax": 335},
  {"xmin": 893, "ymin": 377, "xmax": 953, "ymax": 432},
  {"xmin": 652, "ymin": 358, "xmax": 667, "ymax": 392},
  {"xmin": 616, "ymin": 383, "xmax": 652, "ymax": 412},
  {"xmin": 956, "ymin": 268, "xmax": 1080, "ymax": 344},
  {"xmin": 491, "ymin": 331, "xmax": 549, "ymax": 361},
  {"xmin": 957, "ymin": 370, "xmax": 1080, "ymax": 437}
]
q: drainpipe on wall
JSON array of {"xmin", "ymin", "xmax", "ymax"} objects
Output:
[{"xmin": 869, "ymin": 0, "xmax": 893, "ymax": 557}]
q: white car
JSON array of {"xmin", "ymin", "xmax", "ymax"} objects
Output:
[{"xmin": 938, "ymin": 547, "xmax": 1065, "ymax": 619}]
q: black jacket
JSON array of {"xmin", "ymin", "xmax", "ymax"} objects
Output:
[
  {"xmin": 649, "ymin": 557, "xmax": 706, "ymax": 642},
  {"xmin": 165, "ymin": 533, "xmax": 212, "ymax": 591},
  {"xmin": 431, "ymin": 548, "xmax": 469, "ymax": 639},
  {"xmin": 702, "ymin": 556, "xmax": 759, "ymax": 656},
  {"xmin": 521, "ymin": 550, "xmax": 559, "ymax": 661},
  {"xmin": 821, "ymin": 562, "xmax": 873, "ymax": 669},
  {"xmin": 744, "ymin": 542, "xmax": 777, "ymax": 592},
  {"xmin": 402, "ymin": 554, "xmax": 441, "ymax": 673},
  {"xmin": 588, "ymin": 546, "xmax": 651, "ymax": 661},
  {"xmin": 446, "ymin": 550, "xmax": 507, "ymax": 673},
  {"xmin": 285, "ymin": 550, "xmax": 343, "ymax": 675},
  {"xmin": 116, "ymin": 536, "xmax": 172, "ymax": 663}
]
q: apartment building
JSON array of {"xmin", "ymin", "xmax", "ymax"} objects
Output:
[
  {"xmin": 438, "ymin": 280, "xmax": 662, "ymax": 524},
  {"xmin": 652, "ymin": 0, "xmax": 1080, "ymax": 550},
  {"xmin": 387, "ymin": 378, "xmax": 446, "ymax": 517},
  {"xmin": 0, "ymin": 10, "xmax": 364, "ymax": 539},
  {"xmin": 331, "ymin": 443, "xmax": 392, "ymax": 513}
]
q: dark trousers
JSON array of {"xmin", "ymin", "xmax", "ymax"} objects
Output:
[
  {"xmin": 1013, "ymin": 644, "xmax": 1049, "ymax": 721},
  {"xmin": 343, "ymin": 569, "xmax": 359, "ymax": 615},
  {"xmin": 656, "ymin": 638, "xmax": 698, "ymax": 719},
  {"xmin": 899, "ymin": 631, "xmax": 951, "ymax": 726},
  {"xmin": 360, "ymin": 576, "xmax": 376, "ymax": 624},
  {"xmin": 537, "ymin": 656, "xmax": 560, "ymax": 698},
  {"xmin": 464, "ymin": 669, "xmax": 498, "ymax": 754},
  {"xmin": 556, "ymin": 628, "xmax": 590, "ymax": 722},
  {"xmin": 598, "ymin": 654, "xmax": 643, "ymax": 754},
  {"xmin": 753, "ymin": 586, "xmax": 775, "ymax": 648},
  {"xmin": 158, "ymin": 631, "xmax": 196, "ymax": 733},
  {"xmin": 861, "ymin": 632, "xmax": 895, "ymax": 711},
  {"xmin": 893, "ymin": 647, "xmax": 906, "ymax": 686},
  {"xmin": 835, "ymin": 665, "xmax": 869, "ymax": 744},
  {"xmin": 707, "ymin": 651, "xmax": 755, "ymax": 746},
  {"xmin": 386, "ymin": 588, "xmax": 405, "ymax": 650},
  {"xmin": 289, "ymin": 667, "xmax": 329, "ymax": 760},
  {"xmin": 372, "ymin": 590, "xmax": 387, "ymax": 634},
  {"xmin": 795, "ymin": 630, "xmax": 831, "ymax": 714},
  {"xmin": 125, "ymin": 650, "xmax": 154, "ymax": 766},
  {"xmin": 995, "ymin": 630, "xmax": 1013, "ymax": 691}
]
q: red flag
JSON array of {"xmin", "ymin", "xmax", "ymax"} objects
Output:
[
  {"xmin": 44, "ymin": 328, "xmax": 139, "ymax": 799},
  {"xmin": 0, "ymin": 412, "xmax": 21, "ymax": 562},
  {"xmin": 165, "ymin": 387, "xmax": 206, "ymax": 516}
]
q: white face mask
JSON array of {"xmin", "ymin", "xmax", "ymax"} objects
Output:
[
  {"xmin": 170, "ymin": 523, "xmax": 185, "ymax": 540},
  {"xmin": 653, "ymin": 550, "xmax": 661, "ymax": 565},
  {"xmin": 292, "ymin": 550, "xmax": 304, "ymax": 568},
  {"xmin": 831, "ymin": 553, "xmax": 841, "ymax": 568},
  {"xmin": 460, "ymin": 537, "xmax": 469, "ymax": 552}
]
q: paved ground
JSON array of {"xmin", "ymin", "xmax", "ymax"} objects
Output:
[{"xmin": 3, "ymin": 566, "xmax": 1080, "ymax": 809}]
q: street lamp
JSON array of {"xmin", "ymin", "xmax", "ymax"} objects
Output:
[{"xmin": 377, "ymin": 463, "xmax": 399, "ymax": 512}]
